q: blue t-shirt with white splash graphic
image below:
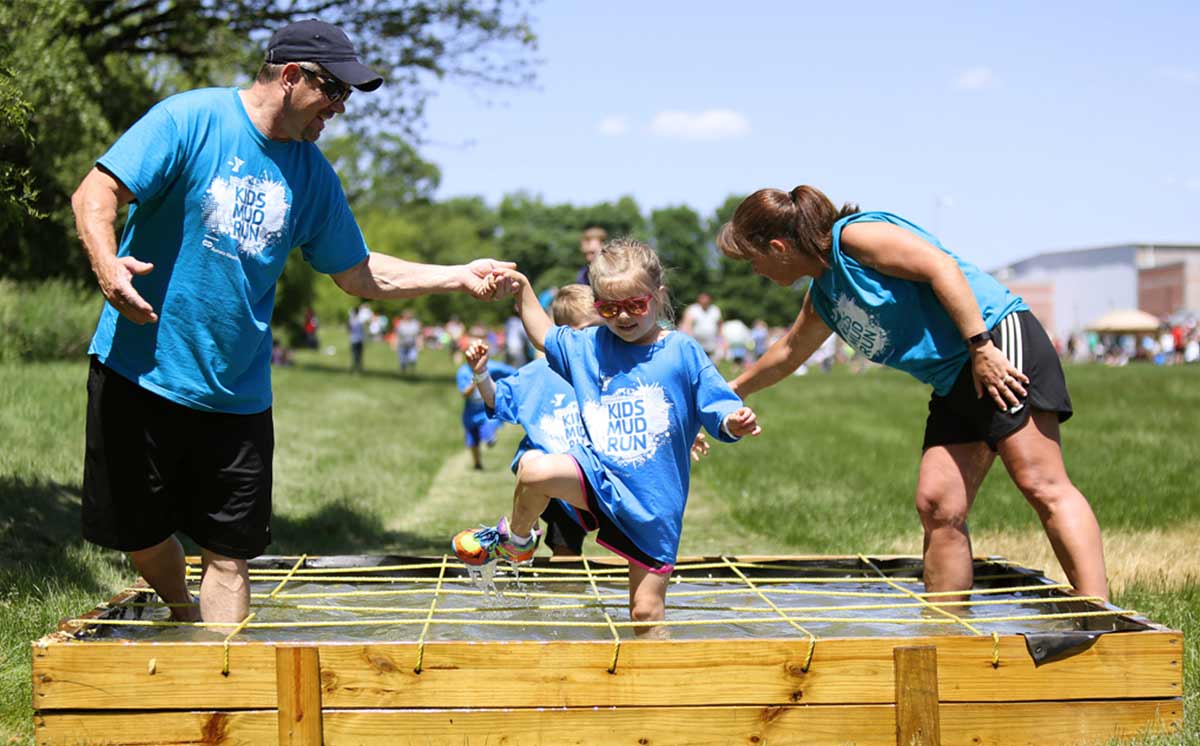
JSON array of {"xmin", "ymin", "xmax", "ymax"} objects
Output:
[
  {"xmin": 544, "ymin": 325, "xmax": 744, "ymax": 566},
  {"xmin": 809, "ymin": 211, "xmax": 1027, "ymax": 396},
  {"xmin": 456, "ymin": 360, "xmax": 517, "ymax": 429},
  {"xmin": 490, "ymin": 358, "xmax": 589, "ymax": 526},
  {"xmin": 89, "ymin": 87, "xmax": 369, "ymax": 414},
  {"xmin": 490, "ymin": 358, "xmax": 589, "ymax": 473}
]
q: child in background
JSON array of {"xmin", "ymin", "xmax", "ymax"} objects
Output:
[
  {"xmin": 453, "ymin": 240, "xmax": 760, "ymax": 635},
  {"xmin": 393, "ymin": 309, "xmax": 422, "ymax": 374},
  {"xmin": 456, "ymin": 326, "xmax": 517, "ymax": 471}
]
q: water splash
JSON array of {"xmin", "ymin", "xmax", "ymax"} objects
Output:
[
  {"xmin": 465, "ymin": 563, "xmax": 502, "ymax": 602},
  {"xmin": 508, "ymin": 562, "xmax": 528, "ymax": 595}
]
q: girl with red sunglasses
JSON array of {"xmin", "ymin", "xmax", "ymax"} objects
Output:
[{"xmin": 453, "ymin": 239, "xmax": 760, "ymax": 636}]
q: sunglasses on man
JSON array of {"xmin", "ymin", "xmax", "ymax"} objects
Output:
[{"xmin": 299, "ymin": 66, "xmax": 353, "ymax": 104}]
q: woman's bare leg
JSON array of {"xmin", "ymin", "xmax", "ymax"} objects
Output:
[
  {"xmin": 916, "ymin": 442, "xmax": 995, "ymax": 596},
  {"xmin": 997, "ymin": 411, "xmax": 1108, "ymax": 600}
]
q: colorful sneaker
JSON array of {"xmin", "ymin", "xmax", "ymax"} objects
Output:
[{"xmin": 452, "ymin": 516, "xmax": 540, "ymax": 566}]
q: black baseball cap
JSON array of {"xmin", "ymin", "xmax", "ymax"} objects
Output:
[{"xmin": 265, "ymin": 19, "xmax": 383, "ymax": 91}]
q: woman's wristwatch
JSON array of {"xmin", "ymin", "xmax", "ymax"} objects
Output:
[{"xmin": 965, "ymin": 330, "xmax": 991, "ymax": 348}]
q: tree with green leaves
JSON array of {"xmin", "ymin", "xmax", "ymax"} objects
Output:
[
  {"xmin": 650, "ymin": 204, "xmax": 709, "ymax": 316},
  {"xmin": 0, "ymin": 0, "xmax": 539, "ymax": 280},
  {"xmin": 0, "ymin": 62, "xmax": 42, "ymax": 236}
]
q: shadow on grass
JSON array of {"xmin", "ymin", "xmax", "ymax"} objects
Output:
[
  {"xmin": 0, "ymin": 475, "xmax": 445, "ymax": 566},
  {"xmin": 0, "ymin": 476, "xmax": 121, "ymax": 596},
  {"xmin": 268, "ymin": 500, "xmax": 449, "ymax": 556}
]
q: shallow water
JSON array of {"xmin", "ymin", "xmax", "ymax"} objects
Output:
[{"xmin": 86, "ymin": 563, "xmax": 1120, "ymax": 643}]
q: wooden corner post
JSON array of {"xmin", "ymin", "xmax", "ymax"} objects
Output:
[
  {"xmin": 893, "ymin": 645, "xmax": 941, "ymax": 746},
  {"xmin": 276, "ymin": 645, "xmax": 324, "ymax": 746}
]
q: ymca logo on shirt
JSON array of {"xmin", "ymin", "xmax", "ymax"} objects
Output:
[
  {"xmin": 830, "ymin": 293, "xmax": 891, "ymax": 360},
  {"xmin": 535, "ymin": 400, "xmax": 588, "ymax": 453},
  {"xmin": 201, "ymin": 170, "xmax": 290, "ymax": 257},
  {"xmin": 582, "ymin": 382, "xmax": 672, "ymax": 466}
]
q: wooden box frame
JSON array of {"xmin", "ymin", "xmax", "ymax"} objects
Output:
[{"xmin": 32, "ymin": 555, "xmax": 1183, "ymax": 745}]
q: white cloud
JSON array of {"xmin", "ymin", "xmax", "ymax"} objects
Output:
[
  {"xmin": 596, "ymin": 115, "xmax": 629, "ymax": 136},
  {"xmin": 649, "ymin": 109, "xmax": 751, "ymax": 140},
  {"xmin": 954, "ymin": 66, "xmax": 995, "ymax": 91},
  {"xmin": 1157, "ymin": 66, "xmax": 1200, "ymax": 85},
  {"xmin": 1165, "ymin": 175, "xmax": 1200, "ymax": 192}
]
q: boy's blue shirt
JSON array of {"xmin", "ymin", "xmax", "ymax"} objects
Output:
[
  {"xmin": 456, "ymin": 360, "xmax": 517, "ymax": 428},
  {"xmin": 89, "ymin": 87, "xmax": 368, "ymax": 414},
  {"xmin": 543, "ymin": 325, "xmax": 743, "ymax": 565},
  {"xmin": 490, "ymin": 358, "xmax": 588, "ymax": 473}
]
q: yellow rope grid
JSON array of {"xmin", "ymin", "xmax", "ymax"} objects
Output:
[
  {"xmin": 221, "ymin": 612, "xmax": 256, "ymax": 676},
  {"xmin": 855, "ymin": 554, "xmax": 997, "ymax": 670},
  {"xmin": 851, "ymin": 554, "xmax": 1134, "ymax": 667},
  {"xmin": 81, "ymin": 557, "xmax": 1137, "ymax": 641},
  {"xmin": 412, "ymin": 556, "xmax": 448, "ymax": 674},
  {"xmin": 181, "ymin": 556, "xmax": 1036, "ymax": 579},
  {"xmin": 720, "ymin": 556, "xmax": 817, "ymax": 672},
  {"xmin": 178, "ymin": 556, "xmax": 1036, "ymax": 585},
  {"xmin": 581, "ymin": 554, "xmax": 621, "ymax": 673},
  {"xmin": 114, "ymin": 590, "xmax": 1096, "ymax": 619},
  {"xmin": 268, "ymin": 554, "xmax": 308, "ymax": 599}
]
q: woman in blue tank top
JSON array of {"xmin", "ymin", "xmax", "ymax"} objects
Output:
[{"xmin": 717, "ymin": 185, "xmax": 1107, "ymax": 602}]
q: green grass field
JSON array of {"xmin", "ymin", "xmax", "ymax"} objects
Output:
[{"xmin": 1, "ymin": 336, "xmax": 1196, "ymax": 744}]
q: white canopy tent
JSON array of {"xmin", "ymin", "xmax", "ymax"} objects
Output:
[{"xmin": 1086, "ymin": 309, "xmax": 1162, "ymax": 334}]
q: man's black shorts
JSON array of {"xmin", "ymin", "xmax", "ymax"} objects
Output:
[
  {"xmin": 922, "ymin": 311, "xmax": 1072, "ymax": 452},
  {"xmin": 82, "ymin": 357, "xmax": 274, "ymax": 559}
]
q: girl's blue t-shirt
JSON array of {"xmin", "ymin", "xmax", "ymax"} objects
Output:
[
  {"xmin": 808, "ymin": 211, "xmax": 1027, "ymax": 395},
  {"xmin": 543, "ymin": 326, "xmax": 743, "ymax": 566},
  {"xmin": 89, "ymin": 87, "xmax": 369, "ymax": 414}
]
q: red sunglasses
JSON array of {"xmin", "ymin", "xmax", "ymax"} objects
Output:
[{"xmin": 593, "ymin": 294, "xmax": 654, "ymax": 319}]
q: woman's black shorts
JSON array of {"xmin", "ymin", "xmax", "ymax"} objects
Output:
[
  {"xmin": 922, "ymin": 311, "xmax": 1072, "ymax": 452},
  {"xmin": 82, "ymin": 357, "xmax": 274, "ymax": 559}
]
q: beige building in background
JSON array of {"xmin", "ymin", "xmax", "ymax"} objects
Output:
[{"xmin": 992, "ymin": 244, "xmax": 1200, "ymax": 341}]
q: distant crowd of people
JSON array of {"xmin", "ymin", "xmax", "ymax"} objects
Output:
[
  {"xmin": 286, "ymin": 297, "xmax": 1200, "ymax": 378},
  {"xmin": 1061, "ymin": 319, "xmax": 1200, "ymax": 366}
]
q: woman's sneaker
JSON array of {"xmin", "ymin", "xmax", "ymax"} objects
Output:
[{"xmin": 453, "ymin": 516, "xmax": 540, "ymax": 565}]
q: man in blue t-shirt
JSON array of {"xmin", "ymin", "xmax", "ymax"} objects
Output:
[{"xmin": 71, "ymin": 19, "xmax": 515, "ymax": 625}]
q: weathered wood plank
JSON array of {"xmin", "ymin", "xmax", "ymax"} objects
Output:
[
  {"xmin": 894, "ymin": 645, "xmax": 940, "ymax": 746},
  {"xmin": 276, "ymin": 647, "xmax": 323, "ymax": 746},
  {"xmin": 32, "ymin": 631, "xmax": 1182, "ymax": 711},
  {"xmin": 34, "ymin": 700, "xmax": 1182, "ymax": 746},
  {"xmin": 35, "ymin": 710, "xmax": 276, "ymax": 745}
]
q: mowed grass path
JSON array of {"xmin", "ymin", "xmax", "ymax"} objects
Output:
[{"xmin": 1, "ymin": 336, "xmax": 1197, "ymax": 743}]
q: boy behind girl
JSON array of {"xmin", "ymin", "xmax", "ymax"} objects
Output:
[{"xmin": 464, "ymin": 286, "xmax": 598, "ymax": 555}]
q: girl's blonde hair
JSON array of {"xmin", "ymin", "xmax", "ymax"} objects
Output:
[{"xmin": 588, "ymin": 238, "xmax": 675, "ymax": 325}]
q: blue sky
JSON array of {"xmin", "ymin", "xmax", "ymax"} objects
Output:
[{"xmin": 419, "ymin": 1, "xmax": 1199, "ymax": 269}]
